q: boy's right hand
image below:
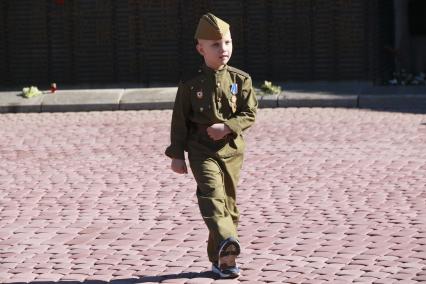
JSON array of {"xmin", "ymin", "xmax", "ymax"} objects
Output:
[{"xmin": 171, "ymin": 158, "xmax": 188, "ymax": 174}]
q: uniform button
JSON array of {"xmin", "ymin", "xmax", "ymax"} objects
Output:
[
  {"xmin": 217, "ymin": 82, "xmax": 220, "ymax": 87},
  {"xmin": 198, "ymin": 69, "xmax": 202, "ymax": 72}
]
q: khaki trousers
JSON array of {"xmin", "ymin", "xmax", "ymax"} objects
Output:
[{"xmin": 189, "ymin": 152, "xmax": 243, "ymax": 263}]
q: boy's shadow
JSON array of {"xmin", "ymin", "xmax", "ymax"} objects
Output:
[
  {"xmin": 8, "ymin": 271, "xmax": 218, "ymax": 284},
  {"xmin": 134, "ymin": 271, "xmax": 218, "ymax": 283}
]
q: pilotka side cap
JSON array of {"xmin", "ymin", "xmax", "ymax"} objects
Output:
[{"xmin": 194, "ymin": 13, "xmax": 230, "ymax": 40}]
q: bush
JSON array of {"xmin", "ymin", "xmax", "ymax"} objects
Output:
[{"xmin": 259, "ymin": 81, "xmax": 282, "ymax": 96}]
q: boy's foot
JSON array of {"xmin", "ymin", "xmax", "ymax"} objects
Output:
[
  {"xmin": 212, "ymin": 262, "xmax": 240, "ymax": 279},
  {"xmin": 216, "ymin": 237, "xmax": 241, "ymax": 278}
]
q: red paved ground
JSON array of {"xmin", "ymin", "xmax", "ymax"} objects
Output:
[{"xmin": 0, "ymin": 108, "xmax": 425, "ymax": 284}]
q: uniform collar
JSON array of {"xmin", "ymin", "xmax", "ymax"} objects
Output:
[{"xmin": 202, "ymin": 64, "xmax": 228, "ymax": 76}]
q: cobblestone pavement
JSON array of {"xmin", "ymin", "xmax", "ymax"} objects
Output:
[{"xmin": 0, "ymin": 108, "xmax": 425, "ymax": 284}]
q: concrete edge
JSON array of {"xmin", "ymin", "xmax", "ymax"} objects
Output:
[
  {"xmin": 358, "ymin": 94, "xmax": 426, "ymax": 109},
  {"xmin": 41, "ymin": 104, "xmax": 119, "ymax": 113},
  {"xmin": 279, "ymin": 91, "xmax": 359, "ymax": 108},
  {"xmin": 0, "ymin": 92, "xmax": 46, "ymax": 113},
  {"xmin": 0, "ymin": 104, "xmax": 42, "ymax": 114},
  {"xmin": 257, "ymin": 95, "xmax": 279, "ymax": 108},
  {"xmin": 1, "ymin": 87, "xmax": 426, "ymax": 113},
  {"xmin": 119, "ymin": 101, "xmax": 174, "ymax": 111},
  {"xmin": 40, "ymin": 89, "xmax": 122, "ymax": 112}
]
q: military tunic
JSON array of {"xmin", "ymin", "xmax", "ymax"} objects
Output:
[{"xmin": 165, "ymin": 64, "xmax": 258, "ymax": 262}]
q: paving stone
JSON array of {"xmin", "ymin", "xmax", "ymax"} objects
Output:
[{"xmin": 0, "ymin": 108, "xmax": 425, "ymax": 283}]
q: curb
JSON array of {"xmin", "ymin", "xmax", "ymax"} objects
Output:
[{"xmin": 1, "ymin": 86, "xmax": 426, "ymax": 113}]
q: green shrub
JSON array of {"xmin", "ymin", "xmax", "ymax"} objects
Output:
[
  {"xmin": 259, "ymin": 80, "xmax": 281, "ymax": 96},
  {"xmin": 22, "ymin": 86, "xmax": 42, "ymax": 98}
]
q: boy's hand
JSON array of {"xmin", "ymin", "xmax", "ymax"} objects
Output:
[
  {"xmin": 207, "ymin": 123, "xmax": 232, "ymax": 141},
  {"xmin": 171, "ymin": 158, "xmax": 188, "ymax": 174}
]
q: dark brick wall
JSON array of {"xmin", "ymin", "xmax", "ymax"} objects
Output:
[{"xmin": 0, "ymin": 0, "xmax": 394, "ymax": 87}]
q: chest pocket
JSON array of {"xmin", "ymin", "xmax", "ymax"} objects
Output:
[{"xmin": 190, "ymin": 88, "xmax": 210, "ymax": 114}]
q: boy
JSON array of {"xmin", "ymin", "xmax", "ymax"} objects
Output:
[{"xmin": 165, "ymin": 13, "xmax": 258, "ymax": 279}]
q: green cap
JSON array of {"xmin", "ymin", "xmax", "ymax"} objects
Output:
[{"xmin": 194, "ymin": 13, "xmax": 230, "ymax": 40}]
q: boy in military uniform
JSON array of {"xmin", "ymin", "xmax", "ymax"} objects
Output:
[{"xmin": 165, "ymin": 13, "xmax": 258, "ymax": 279}]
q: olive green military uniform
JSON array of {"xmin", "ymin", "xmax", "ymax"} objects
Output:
[{"xmin": 165, "ymin": 13, "xmax": 258, "ymax": 264}]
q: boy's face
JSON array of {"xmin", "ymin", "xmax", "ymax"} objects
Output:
[{"xmin": 196, "ymin": 31, "xmax": 233, "ymax": 70}]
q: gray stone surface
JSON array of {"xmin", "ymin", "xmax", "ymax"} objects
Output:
[
  {"xmin": 257, "ymin": 94, "xmax": 278, "ymax": 108},
  {"xmin": 359, "ymin": 94, "xmax": 426, "ymax": 109},
  {"xmin": 120, "ymin": 87, "xmax": 177, "ymax": 110},
  {"xmin": 280, "ymin": 91, "xmax": 358, "ymax": 108},
  {"xmin": 0, "ymin": 91, "xmax": 45, "ymax": 113},
  {"xmin": 41, "ymin": 89, "xmax": 123, "ymax": 112},
  {"xmin": 0, "ymin": 83, "xmax": 425, "ymax": 113},
  {"xmin": 279, "ymin": 81, "xmax": 370, "ymax": 93},
  {"xmin": 364, "ymin": 85, "xmax": 426, "ymax": 95},
  {"xmin": 359, "ymin": 86, "xmax": 426, "ymax": 110}
]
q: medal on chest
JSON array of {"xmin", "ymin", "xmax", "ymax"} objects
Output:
[
  {"xmin": 229, "ymin": 83, "xmax": 238, "ymax": 113},
  {"xmin": 196, "ymin": 90, "xmax": 203, "ymax": 99}
]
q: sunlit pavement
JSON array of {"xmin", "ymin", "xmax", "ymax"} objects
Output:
[{"xmin": 0, "ymin": 108, "xmax": 425, "ymax": 283}]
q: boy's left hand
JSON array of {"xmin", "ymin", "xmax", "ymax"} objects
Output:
[{"xmin": 207, "ymin": 123, "xmax": 232, "ymax": 141}]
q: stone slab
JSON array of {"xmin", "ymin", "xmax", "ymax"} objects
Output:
[
  {"xmin": 0, "ymin": 82, "xmax": 426, "ymax": 114},
  {"xmin": 120, "ymin": 88, "xmax": 177, "ymax": 110},
  {"xmin": 257, "ymin": 94, "xmax": 278, "ymax": 108},
  {"xmin": 0, "ymin": 91, "xmax": 44, "ymax": 113},
  {"xmin": 279, "ymin": 91, "xmax": 358, "ymax": 108},
  {"xmin": 41, "ymin": 89, "xmax": 123, "ymax": 112},
  {"xmin": 363, "ymin": 86, "xmax": 426, "ymax": 95},
  {"xmin": 359, "ymin": 86, "xmax": 426, "ymax": 110},
  {"xmin": 359, "ymin": 94, "xmax": 426, "ymax": 110}
]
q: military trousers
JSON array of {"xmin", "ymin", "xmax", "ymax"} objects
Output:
[{"xmin": 189, "ymin": 151, "xmax": 244, "ymax": 263}]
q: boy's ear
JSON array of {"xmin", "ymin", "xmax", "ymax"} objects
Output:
[{"xmin": 196, "ymin": 43, "xmax": 204, "ymax": 56}]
